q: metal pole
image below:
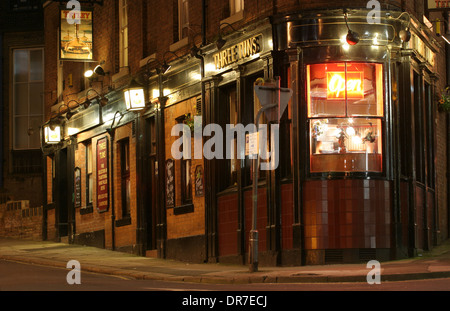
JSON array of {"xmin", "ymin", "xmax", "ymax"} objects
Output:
[{"xmin": 249, "ymin": 104, "xmax": 277, "ymax": 272}]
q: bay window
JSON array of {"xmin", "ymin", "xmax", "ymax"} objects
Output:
[{"xmin": 307, "ymin": 62, "xmax": 384, "ymax": 173}]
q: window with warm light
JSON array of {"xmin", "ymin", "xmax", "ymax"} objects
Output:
[
  {"xmin": 178, "ymin": 0, "xmax": 189, "ymax": 41},
  {"xmin": 119, "ymin": 0, "xmax": 128, "ymax": 68},
  {"xmin": 307, "ymin": 62, "xmax": 384, "ymax": 173}
]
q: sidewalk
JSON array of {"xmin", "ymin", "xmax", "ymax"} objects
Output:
[{"xmin": 1, "ymin": 237, "xmax": 450, "ymax": 284}]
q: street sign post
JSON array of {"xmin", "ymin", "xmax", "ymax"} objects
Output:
[{"xmin": 250, "ymin": 78, "xmax": 292, "ymax": 272}]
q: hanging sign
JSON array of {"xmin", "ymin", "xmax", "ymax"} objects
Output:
[
  {"xmin": 96, "ymin": 137, "xmax": 109, "ymax": 212},
  {"xmin": 60, "ymin": 8, "xmax": 93, "ymax": 60},
  {"xmin": 428, "ymin": 0, "xmax": 450, "ymax": 10}
]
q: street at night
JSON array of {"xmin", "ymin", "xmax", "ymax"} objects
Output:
[{"xmin": 2, "ymin": 0, "xmax": 450, "ymax": 298}]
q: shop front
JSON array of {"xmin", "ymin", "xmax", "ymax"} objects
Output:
[{"xmin": 272, "ymin": 8, "xmax": 439, "ymax": 264}]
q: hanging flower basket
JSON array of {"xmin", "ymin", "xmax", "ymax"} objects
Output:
[{"xmin": 438, "ymin": 87, "xmax": 450, "ymax": 113}]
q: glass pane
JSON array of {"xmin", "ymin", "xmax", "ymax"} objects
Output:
[
  {"xmin": 14, "ymin": 50, "xmax": 28, "ymax": 83},
  {"xmin": 14, "ymin": 83, "xmax": 28, "ymax": 115},
  {"xmin": 310, "ymin": 118, "xmax": 382, "ymax": 172},
  {"xmin": 29, "ymin": 83, "xmax": 43, "ymax": 115},
  {"xmin": 347, "ymin": 63, "xmax": 383, "ymax": 117},
  {"xmin": 125, "ymin": 177, "xmax": 131, "ymax": 215},
  {"xmin": 14, "ymin": 116, "xmax": 29, "ymax": 149},
  {"xmin": 88, "ymin": 174, "xmax": 93, "ymax": 203},
  {"xmin": 30, "ymin": 49, "xmax": 43, "ymax": 81},
  {"xmin": 308, "ymin": 63, "xmax": 346, "ymax": 117},
  {"xmin": 29, "ymin": 115, "xmax": 43, "ymax": 149}
]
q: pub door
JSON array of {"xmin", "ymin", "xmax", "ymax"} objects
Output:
[{"xmin": 145, "ymin": 117, "xmax": 158, "ymax": 251}]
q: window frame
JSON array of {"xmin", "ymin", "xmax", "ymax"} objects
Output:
[
  {"xmin": 119, "ymin": 138, "xmax": 131, "ymax": 218},
  {"xmin": 12, "ymin": 47, "xmax": 44, "ymax": 151},
  {"xmin": 85, "ymin": 140, "xmax": 94, "ymax": 208},
  {"xmin": 305, "ymin": 61, "xmax": 386, "ymax": 178},
  {"xmin": 177, "ymin": 0, "xmax": 189, "ymax": 42},
  {"xmin": 118, "ymin": 0, "xmax": 129, "ymax": 68}
]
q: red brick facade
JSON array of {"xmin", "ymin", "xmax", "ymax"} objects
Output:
[{"xmin": 38, "ymin": 0, "xmax": 450, "ymax": 265}]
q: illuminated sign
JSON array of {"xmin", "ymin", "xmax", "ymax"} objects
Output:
[
  {"xmin": 213, "ymin": 35, "xmax": 261, "ymax": 70},
  {"xmin": 327, "ymin": 72, "xmax": 364, "ymax": 100},
  {"xmin": 60, "ymin": 8, "xmax": 93, "ymax": 60}
]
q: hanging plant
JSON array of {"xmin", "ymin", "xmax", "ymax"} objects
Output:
[
  {"xmin": 184, "ymin": 113, "xmax": 195, "ymax": 132},
  {"xmin": 438, "ymin": 87, "xmax": 450, "ymax": 113}
]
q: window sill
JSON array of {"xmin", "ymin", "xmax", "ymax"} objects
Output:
[
  {"xmin": 115, "ymin": 216, "xmax": 132, "ymax": 227},
  {"xmin": 220, "ymin": 11, "xmax": 244, "ymax": 27},
  {"xmin": 80, "ymin": 205, "xmax": 93, "ymax": 215},
  {"xmin": 173, "ymin": 203, "xmax": 194, "ymax": 215},
  {"xmin": 112, "ymin": 67, "xmax": 130, "ymax": 83},
  {"xmin": 170, "ymin": 37, "xmax": 189, "ymax": 52}
]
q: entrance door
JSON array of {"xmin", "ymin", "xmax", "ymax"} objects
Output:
[
  {"xmin": 145, "ymin": 117, "xmax": 158, "ymax": 250},
  {"xmin": 56, "ymin": 148, "xmax": 68, "ymax": 237}
]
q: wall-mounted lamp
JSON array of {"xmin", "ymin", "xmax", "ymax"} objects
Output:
[
  {"xmin": 59, "ymin": 100, "xmax": 79, "ymax": 120},
  {"xmin": 190, "ymin": 33, "xmax": 204, "ymax": 59},
  {"xmin": 160, "ymin": 50, "xmax": 179, "ymax": 75},
  {"xmin": 123, "ymin": 77, "xmax": 146, "ymax": 111},
  {"xmin": 216, "ymin": 22, "xmax": 239, "ymax": 50},
  {"xmin": 43, "ymin": 116, "xmax": 63, "ymax": 145},
  {"xmin": 84, "ymin": 61, "xmax": 109, "ymax": 80},
  {"xmin": 390, "ymin": 11, "xmax": 411, "ymax": 43},
  {"xmin": 344, "ymin": 10, "xmax": 360, "ymax": 46},
  {"xmin": 84, "ymin": 88, "xmax": 109, "ymax": 108}
]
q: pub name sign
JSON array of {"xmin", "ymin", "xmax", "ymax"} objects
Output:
[
  {"xmin": 213, "ymin": 35, "xmax": 261, "ymax": 70},
  {"xmin": 428, "ymin": 0, "xmax": 450, "ymax": 9}
]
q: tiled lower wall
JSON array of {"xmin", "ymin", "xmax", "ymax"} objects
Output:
[{"xmin": 303, "ymin": 179, "xmax": 392, "ymax": 252}]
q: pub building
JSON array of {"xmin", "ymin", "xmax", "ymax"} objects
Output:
[{"xmin": 41, "ymin": 3, "xmax": 446, "ymax": 266}]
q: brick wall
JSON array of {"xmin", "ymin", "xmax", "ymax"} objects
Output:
[
  {"xmin": 164, "ymin": 97, "xmax": 205, "ymax": 240},
  {"xmin": 0, "ymin": 203, "xmax": 43, "ymax": 240}
]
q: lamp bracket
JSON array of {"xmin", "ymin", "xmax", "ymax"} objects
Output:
[{"xmin": 52, "ymin": 0, "xmax": 104, "ymax": 5}]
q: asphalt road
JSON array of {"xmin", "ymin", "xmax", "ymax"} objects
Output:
[{"xmin": 0, "ymin": 258, "xmax": 449, "ymax": 309}]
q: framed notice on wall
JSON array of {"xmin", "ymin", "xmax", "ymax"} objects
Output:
[
  {"xmin": 96, "ymin": 137, "xmax": 109, "ymax": 213},
  {"xmin": 74, "ymin": 167, "xmax": 81, "ymax": 208},
  {"xmin": 166, "ymin": 159, "xmax": 175, "ymax": 208},
  {"xmin": 60, "ymin": 7, "xmax": 93, "ymax": 61}
]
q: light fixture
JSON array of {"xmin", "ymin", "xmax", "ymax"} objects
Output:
[
  {"xmin": 123, "ymin": 77, "xmax": 146, "ymax": 111},
  {"xmin": 390, "ymin": 11, "xmax": 411, "ymax": 43},
  {"xmin": 344, "ymin": 11, "xmax": 360, "ymax": 46},
  {"xmin": 160, "ymin": 50, "xmax": 179, "ymax": 75},
  {"xmin": 62, "ymin": 100, "xmax": 81, "ymax": 120},
  {"xmin": 189, "ymin": 32, "xmax": 204, "ymax": 59},
  {"xmin": 43, "ymin": 117, "xmax": 63, "ymax": 145},
  {"xmin": 215, "ymin": 22, "xmax": 238, "ymax": 50},
  {"xmin": 84, "ymin": 89, "xmax": 109, "ymax": 108},
  {"xmin": 84, "ymin": 61, "xmax": 109, "ymax": 79}
]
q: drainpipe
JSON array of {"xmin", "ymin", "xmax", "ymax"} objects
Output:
[
  {"xmin": 110, "ymin": 129, "xmax": 115, "ymax": 251},
  {"xmin": 0, "ymin": 33, "xmax": 3, "ymax": 189},
  {"xmin": 201, "ymin": 0, "xmax": 208, "ymax": 262}
]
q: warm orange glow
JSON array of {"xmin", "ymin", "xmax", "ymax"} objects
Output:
[{"xmin": 327, "ymin": 72, "xmax": 364, "ymax": 100}]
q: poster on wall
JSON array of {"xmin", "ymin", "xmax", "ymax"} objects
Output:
[
  {"xmin": 166, "ymin": 159, "xmax": 175, "ymax": 208},
  {"xmin": 74, "ymin": 167, "xmax": 81, "ymax": 208},
  {"xmin": 60, "ymin": 7, "xmax": 93, "ymax": 61},
  {"xmin": 97, "ymin": 137, "xmax": 109, "ymax": 213},
  {"xmin": 195, "ymin": 165, "xmax": 204, "ymax": 197}
]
